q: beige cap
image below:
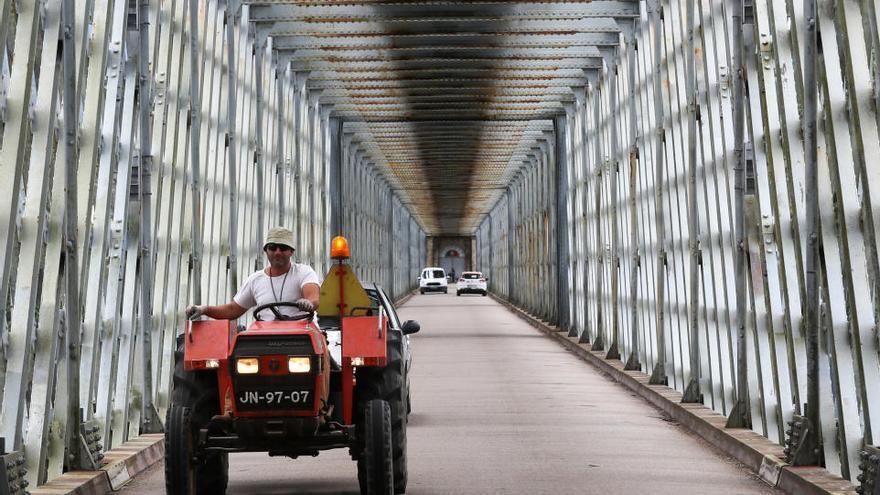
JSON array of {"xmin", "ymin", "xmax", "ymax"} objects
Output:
[{"xmin": 263, "ymin": 227, "xmax": 295, "ymax": 250}]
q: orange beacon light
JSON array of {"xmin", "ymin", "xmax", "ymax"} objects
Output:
[{"xmin": 331, "ymin": 236, "xmax": 351, "ymax": 260}]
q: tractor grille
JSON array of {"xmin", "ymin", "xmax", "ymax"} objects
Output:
[
  {"xmin": 231, "ymin": 335, "xmax": 317, "ymax": 413},
  {"xmin": 233, "ymin": 335, "xmax": 313, "ymax": 355}
]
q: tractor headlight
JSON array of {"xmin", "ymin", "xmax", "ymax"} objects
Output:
[
  {"xmin": 236, "ymin": 358, "xmax": 259, "ymax": 374},
  {"xmin": 288, "ymin": 356, "xmax": 311, "ymax": 373}
]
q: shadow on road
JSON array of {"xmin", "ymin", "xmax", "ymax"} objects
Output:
[{"xmin": 227, "ymin": 478, "xmax": 358, "ymax": 495}]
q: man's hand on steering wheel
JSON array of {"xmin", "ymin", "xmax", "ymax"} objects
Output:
[
  {"xmin": 252, "ymin": 301, "xmax": 315, "ymax": 321},
  {"xmin": 294, "ymin": 298, "xmax": 315, "ymax": 313}
]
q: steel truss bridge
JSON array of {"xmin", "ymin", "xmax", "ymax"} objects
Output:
[{"xmin": 0, "ymin": 0, "xmax": 877, "ymax": 492}]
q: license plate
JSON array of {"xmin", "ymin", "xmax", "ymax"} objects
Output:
[{"xmin": 238, "ymin": 389, "xmax": 310, "ymax": 406}]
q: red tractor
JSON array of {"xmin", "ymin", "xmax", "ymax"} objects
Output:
[{"xmin": 165, "ymin": 237, "xmax": 418, "ymax": 494}]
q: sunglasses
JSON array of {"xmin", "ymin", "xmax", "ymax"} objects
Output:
[{"xmin": 265, "ymin": 243, "xmax": 293, "ymax": 252}]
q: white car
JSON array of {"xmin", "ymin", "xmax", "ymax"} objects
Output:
[
  {"xmin": 419, "ymin": 267, "xmax": 448, "ymax": 294},
  {"xmin": 456, "ymin": 271, "xmax": 488, "ymax": 296}
]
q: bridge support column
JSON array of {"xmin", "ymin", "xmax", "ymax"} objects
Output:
[
  {"xmin": 253, "ymin": 32, "xmax": 267, "ymax": 270},
  {"xmin": 554, "ymin": 115, "xmax": 570, "ymax": 332},
  {"xmin": 788, "ymin": 0, "xmax": 822, "ymax": 464},
  {"xmin": 329, "ymin": 117, "xmax": 342, "ymax": 237},
  {"xmin": 188, "ymin": 0, "xmax": 204, "ymax": 302},
  {"xmin": 386, "ymin": 184, "xmax": 395, "ymax": 296},
  {"xmin": 590, "ymin": 85, "xmax": 606, "ymax": 353},
  {"xmin": 624, "ymin": 26, "xmax": 642, "ymax": 372},
  {"xmin": 224, "ymin": 0, "xmax": 240, "ymax": 295},
  {"xmin": 61, "ymin": 0, "xmax": 87, "ymax": 467},
  {"xmin": 605, "ymin": 48, "xmax": 622, "ymax": 363},
  {"xmin": 726, "ymin": 0, "xmax": 753, "ymax": 429},
  {"xmin": 274, "ymin": 59, "xmax": 287, "ymax": 224},
  {"xmin": 647, "ymin": 0, "xmax": 668, "ymax": 386},
  {"xmin": 136, "ymin": 0, "xmax": 162, "ymax": 435},
  {"xmin": 507, "ymin": 186, "xmax": 514, "ymax": 302},
  {"xmin": 682, "ymin": 0, "xmax": 702, "ymax": 404}
]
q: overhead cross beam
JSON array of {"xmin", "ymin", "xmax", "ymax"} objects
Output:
[{"xmin": 243, "ymin": 0, "xmax": 634, "ymax": 234}]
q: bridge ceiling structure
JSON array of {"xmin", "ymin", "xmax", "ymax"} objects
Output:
[
  {"xmin": 246, "ymin": 1, "xmax": 639, "ymax": 234},
  {"xmin": 1, "ymin": 0, "xmax": 879, "ymax": 493}
]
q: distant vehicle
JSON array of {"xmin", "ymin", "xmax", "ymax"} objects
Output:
[
  {"xmin": 418, "ymin": 267, "xmax": 448, "ymax": 294},
  {"xmin": 456, "ymin": 271, "xmax": 488, "ymax": 296}
]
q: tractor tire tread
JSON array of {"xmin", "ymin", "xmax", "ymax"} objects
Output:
[
  {"xmin": 165, "ymin": 335, "xmax": 228, "ymax": 495},
  {"xmin": 356, "ymin": 330, "xmax": 407, "ymax": 494}
]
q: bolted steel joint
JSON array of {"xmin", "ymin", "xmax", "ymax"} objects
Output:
[{"xmin": 857, "ymin": 446, "xmax": 880, "ymax": 493}]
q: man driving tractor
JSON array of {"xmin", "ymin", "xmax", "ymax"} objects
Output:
[
  {"xmin": 168, "ymin": 231, "xmax": 413, "ymax": 495},
  {"xmin": 185, "ymin": 227, "xmax": 320, "ymax": 321}
]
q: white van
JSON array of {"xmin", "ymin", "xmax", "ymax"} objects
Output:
[{"xmin": 419, "ymin": 267, "xmax": 448, "ymax": 294}]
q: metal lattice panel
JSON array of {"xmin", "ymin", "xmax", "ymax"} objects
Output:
[
  {"xmin": 477, "ymin": 0, "xmax": 880, "ymax": 485},
  {"xmin": 246, "ymin": 0, "xmax": 639, "ymax": 234}
]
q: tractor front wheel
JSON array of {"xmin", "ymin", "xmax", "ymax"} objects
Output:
[
  {"xmin": 358, "ymin": 400, "xmax": 394, "ymax": 495},
  {"xmin": 165, "ymin": 406, "xmax": 196, "ymax": 493},
  {"xmin": 165, "ymin": 336, "xmax": 228, "ymax": 495}
]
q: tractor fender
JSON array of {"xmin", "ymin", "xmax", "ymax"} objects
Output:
[{"xmin": 184, "ymin": 320, "xmax": 234, "ymax": 371}]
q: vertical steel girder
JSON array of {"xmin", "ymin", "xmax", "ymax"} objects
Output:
[
  {"xmin": 61, "ymin": 0, "xmax": 85, "ymax": 469},
  {"xmin": 726, "ymin": 0, "xmax": 752, "ymax": 430},
  {"xmin": 329, "ymin": 117, "xmax": 342, "ymax": 236},
  {"xmin": 136, "ymin": 0, "xmax": 162, "ymax": 436},
  {"xmin": 624, "ymin": 26, "xmax": 641, "ymax": 372},
  {"xmin": 555, "ymin": 115, "xmax": 570, "ymax": 330},
  {"xmin": 681, "ymin": 0, "xmax": 702, "ymax": 404},
  {"xmin": 253, "ymin": 32, "xmax": 267, "ymax": 270},
  {"xmin": 224, "ymin": 0, "xmax": 240, "ymax": 296},
  {"xmin": 795, "ymin": 0, "xmax": 822, "ymax": 466},
  {"xmin": 188, "ymin": 0, "xmax": 205, "ymax": 303},
  {"xmin": 647, "ymin": 0, "xmax": 667, "ymax": 387}
]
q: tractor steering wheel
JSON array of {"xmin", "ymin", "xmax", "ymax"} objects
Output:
[{"xmin": 252, "ymin": 302, "xmax": 315, "ymax": 322}]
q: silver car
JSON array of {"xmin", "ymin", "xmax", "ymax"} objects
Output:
[{"xmin": 363, "ymin": 284, "xmax": 417, "ymax": 416}]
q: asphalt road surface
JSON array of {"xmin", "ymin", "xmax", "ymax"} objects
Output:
[{"xmin": 121, "ymin": 290, "xmax": 778, "ymax": 494}]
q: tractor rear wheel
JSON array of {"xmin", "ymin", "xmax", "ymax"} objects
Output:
[
  {"xmin": 357, "ymin": 400, "xmax": 394, "ymax": 495},
  {"xmin": 165, "ymin": 336, "xmax": 228, "ymax": 495},
  {"xmin": 356, "ymin": 329, "xmax": 408, "ymax": 493}
]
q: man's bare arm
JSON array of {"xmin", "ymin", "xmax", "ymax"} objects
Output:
[
  {"xmin": 203, "ymin": 302, "xmax": 248, "ymax": 320},
  {"xmin": 302, "ymin": 283, "xmax": 320, "ymax": 307}
]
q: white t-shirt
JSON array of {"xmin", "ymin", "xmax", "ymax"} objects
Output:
[{"xmin": 233, "ymin": 263, "xmax": 321, "ymax": 320}]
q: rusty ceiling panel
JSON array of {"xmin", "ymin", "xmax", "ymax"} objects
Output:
[{"xmin": 244, "ymin": 0, "xmax": 636, "ymax": 234}]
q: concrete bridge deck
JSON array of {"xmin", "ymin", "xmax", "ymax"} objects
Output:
[{"xmin": 117, "ymin": 292, "xmax": 776, "ymax": 494}]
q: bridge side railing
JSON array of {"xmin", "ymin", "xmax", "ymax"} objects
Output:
[
  {"xmin": 478, "ymin": 0, "xmax": 880, "ymax": 484},
  {"xmin": 0, "ymin": 0, "xmax": 423, "ymax": 487}
]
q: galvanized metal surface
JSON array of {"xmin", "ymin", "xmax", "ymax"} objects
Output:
[
  {"xmin": 476, "ymin": 0, "xmax": 880, "ymax": 484},
  {"xmin": 0, "ymin": 0, "xmax": 876, "ymax": 489},
  {"xmin": 0, "ymin": 0, "xmax": 424, "ymax": 487}
]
